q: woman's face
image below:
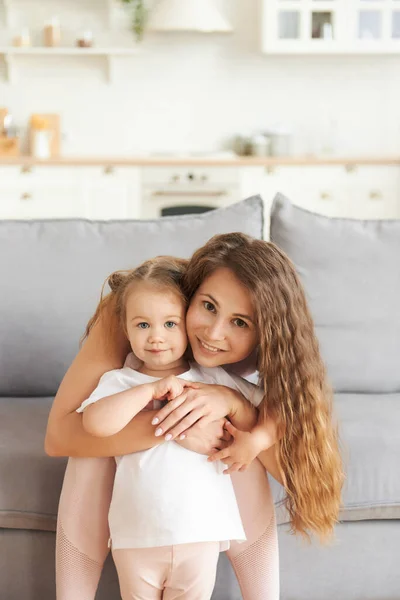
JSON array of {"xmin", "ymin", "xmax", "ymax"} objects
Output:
[{"xmin": 186, "ymin": 267, "xmax": 258, "ymax": 368}]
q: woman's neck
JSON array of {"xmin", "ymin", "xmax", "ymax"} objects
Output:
[{"xmin": 138, "ymin": 359, "xmax": 190, "ymax": 378}]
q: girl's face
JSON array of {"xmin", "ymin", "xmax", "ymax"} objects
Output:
[
  {"xmin": 125, "ymin": 283, "xmax": 188, "ymax": 373},
  {"xmin": 186, "ymin": 268, "xmax": 258, "ymax": 368}
]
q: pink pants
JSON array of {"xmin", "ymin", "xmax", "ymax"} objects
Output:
[
  {"xmin": 112, "ymin": 542, "xmax": 220, "ymax": 600},
  {"xmin": 56, "ymin": 457, "xmax": 279, "ymax": 600}
]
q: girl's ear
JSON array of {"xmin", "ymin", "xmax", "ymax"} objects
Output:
[{"xmin": 108, "ymin": 271, "xmax": 126, "ymax": 292}]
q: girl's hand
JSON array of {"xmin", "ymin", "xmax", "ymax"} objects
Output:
[
  {"xmin": 151, "ymin": 375, "xmax": 194, "ymax": 403},
  {"xmin": 208, "ymin": 421, "xmax": 263, "ymax": 474},
  {"xmin": 152, "ymin": 383, "xmax": 238, "ymax": 441}
]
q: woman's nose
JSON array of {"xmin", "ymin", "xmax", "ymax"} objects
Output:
[{"xmin": 205, "ymin": 319, "xmax": 225, "ymax": 341}]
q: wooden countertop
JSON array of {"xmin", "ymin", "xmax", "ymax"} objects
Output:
[{"xmin": 1, "ymin": 156, "xmax": 400, "ymax": 167}]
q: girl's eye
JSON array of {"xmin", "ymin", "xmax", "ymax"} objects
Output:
[
  {"xmin": 203, "ymin": 301, "xmax": 216, "ymax": 313},
  {"xmin": 137, "ymin": 322, "xmax": 149, "ymax": 329},
  {"xmin": 165, "ymin": 321, "xmax": 176, "ymax": 329},
  {"xmin": 233, "ymin": 318, "xmax": 248, "ymax": 329}
]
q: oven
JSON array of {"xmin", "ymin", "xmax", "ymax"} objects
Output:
[{"xmin": 141, "ymin": 167, "xmax": 241, "ymax": 219}]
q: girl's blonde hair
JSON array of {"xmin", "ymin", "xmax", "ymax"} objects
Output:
[
  {"xmin": 83, "ymin": 256, "xmax": 188, "ymax": 343},
  {"xmin": 183, "ymin": 232, "xmax": 344, "ymax": 542}
]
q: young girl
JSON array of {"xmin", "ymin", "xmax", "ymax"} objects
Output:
[
  {"xmin": 76, "ymin": 256, "xmax": 266, "ymax": 599},
  {"xmin": 47, "ymin": 232, "xmax": 343, "ymax": 600}
]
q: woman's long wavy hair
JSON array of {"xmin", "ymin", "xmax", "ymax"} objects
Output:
[
  {"xmin": 82, "ymin": 256, "xmax": 188, "ymax": 345},
  {"xmin": 183, "ymin": 232, "xmax": 344, "ymax": 542}
]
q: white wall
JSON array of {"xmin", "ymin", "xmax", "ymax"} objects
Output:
[{"xmin": 1, "ymin": 0, "xmax": 399, "ymax": 156}]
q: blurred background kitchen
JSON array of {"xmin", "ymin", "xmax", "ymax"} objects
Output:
[{"xmin": 1, "ymin": 0, "xmax": 400, "ymax": 222}]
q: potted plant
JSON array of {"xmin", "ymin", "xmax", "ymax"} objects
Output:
[{"xmin": 121, "ymin": 0, "xmax": 147, "ymax": 41}]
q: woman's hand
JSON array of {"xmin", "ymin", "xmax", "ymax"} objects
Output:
[
  {"xmin": 175, "ymin": 418, "xmax": 232, "ymax": 456},
  {"xmin": 208, "ymin": 421, "xmax": 264, "ymax": 474},
  {"xmin": 152, "ymin": 383, "xmax": 239, "ymax": 441}
]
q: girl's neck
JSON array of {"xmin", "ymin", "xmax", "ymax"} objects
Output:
[{"xmin": 138, "ymin": 359, "xmax": 190, "ymax": 378}]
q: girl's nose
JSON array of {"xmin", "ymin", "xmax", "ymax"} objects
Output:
[{"xmin": 148, "ymin": 328, "xmax": 165, "ymax": 343}]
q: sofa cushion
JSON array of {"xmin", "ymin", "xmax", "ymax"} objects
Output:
[
  {"xmin": 2, "ymin": 392, "xmax": 399, "ymax": 532},
  {"xmin": 270, "ymin": 393, "xmax": 400, "ymax": 525},
  {"xmin": 270, "ymin": 193, "xmax": 400, "ymax": 393},
  {"xmin": 0, "ymin": 397, "xmax": 65, "ymax": 531},
  {"xmin": 0, "ymin": 195, "xmax": 263, "ymax": 397}
]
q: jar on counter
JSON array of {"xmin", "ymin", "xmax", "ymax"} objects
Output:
[
  {"xmin": 251, "ymin": 134, "xmax": 271, "ymax": 157},
  {"xmin": 44, "ymin": 17, "xmax": 61, "ymax": 47},
  {"xmin": 30, "ymin": 116, "xmax": 52, "ymax": 159},
  {"xmin": 13, "ymin": 28, "xmax": 31, "ymax": 47},
  {"xmin": 32, "ymin": 130, "xmax": 52, "ymax": 159},
  {"xmin": 267, "ymin": 128, "xmax": 292, "ymax": 157},
  {"xmin": 76, "ymin": 30, "xmax": 94, "ymax": 48}
]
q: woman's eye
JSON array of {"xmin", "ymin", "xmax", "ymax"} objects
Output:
[
  {"xmin": 203, "ymin": 301, "xmax": 216, "ymax": 313},
  {"xmin": 137, "ymin": 322, "xmax": 149, "ymax": 329},
  {"xmin": 233, "ymin": 318, "xmax": 248, "ymax": 329},
  {"xmin": 165, "ymin": 321, "xmax": 176, "ymax": 329}
]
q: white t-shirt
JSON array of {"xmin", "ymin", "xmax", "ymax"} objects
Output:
[{"xmin": 77, "ymin": 356, "xmax": 263, "ymax": 551}]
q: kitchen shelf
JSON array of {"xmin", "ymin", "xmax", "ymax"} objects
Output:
[
  {"xmin": 1, "ymin": 156, "xmax": 400, "ymax": 168},
  {"xmin": 0, "ymin": 0, "xmax": 118, "ymax": 30},
  {"xmin": 0, "ymin": 46, "xmax": 140, "ymax": 82}
]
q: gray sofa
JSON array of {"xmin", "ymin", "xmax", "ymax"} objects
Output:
[{"xmin": 0, "ymin": 194, "xmax": 399, "ymax": 599}]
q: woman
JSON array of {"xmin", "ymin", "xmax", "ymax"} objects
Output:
[{"xmin": 46, "ymin": 232, "xmax": 343, "ymax": 600}]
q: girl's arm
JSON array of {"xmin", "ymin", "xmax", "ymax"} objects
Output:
[
  {"xmin": 45, "ymin": 302, "xmax": 163, "ymax": 458},
  {"xmin": 82, "ymin": 375, "xmax": 186, "ymax": 438},
  {"xmin": 82, "ymin": 383, "xmax": 155, "ymax": 438}
]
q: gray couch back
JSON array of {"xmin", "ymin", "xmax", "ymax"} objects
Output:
[
  {"xmin": 270, "ymin": 193, "xmax": 400, "ymax": 393},
  {"xmin": 0, "ymin": 196, "xmax": 263, "ymax": 397}
]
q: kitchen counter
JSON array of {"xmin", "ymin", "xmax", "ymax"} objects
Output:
[{"xmin": 1, "ymin": 156, "xmax": 400, "ymax": 167}]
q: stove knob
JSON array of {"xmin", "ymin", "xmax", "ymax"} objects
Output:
[{"xmin": 187, "ymin": 172, "xmax": 195, "ymax": 181}]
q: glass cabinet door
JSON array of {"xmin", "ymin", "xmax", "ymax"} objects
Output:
[
  {"xmin": 262, "ymin": 0, "xmax": 400, "ymax": 53},
  {"xmin": 355, "ymin": 0, "xmax": 400, "ymax": 42}
]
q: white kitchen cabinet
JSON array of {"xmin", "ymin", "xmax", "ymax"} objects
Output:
[
  {"xmin": 344, "ymin": 166, "xmax": 400, "ymax": 219},
  {"xmin": 262, "ymin": 0, "xmax": 400, "ymax": 54},
  {"xmin": 0, "ymin": 167, "xmax": 86, "ymax": 219},
  {"xmin": 83, "ymin": 167, "xmax": 141, "ymax": 220},
  {"xmin": 264, "ymin": 165, "xmax": 400, "ymax": 218},
  {"xmin": 240, "ymin": 164, "xmax": 400, "ymax": 236},
  {"xmin": 0, "ymin": 165, "xmax": 141, "ymax": 220}
]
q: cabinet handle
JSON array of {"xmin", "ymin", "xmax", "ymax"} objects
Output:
[
  {"xmin": 152, "ymin": 191, "xmax": 227, "ymax": 198},
  {"xmin": 21, "ymin": 192, "xmax": 32, "ymax": 201},
  {"xmin": 21, "ymin": 166, "xmax": 33, "ymax": 174},
  {"xmin": 369, "ymin": 190, "xmax": 382, "ymax": 200},
  {"xmin": 104, "ymin": 166, "xmax": 115, "ymax": 175},
  {"xmin": 265, "ymin": 166, "xmax": 276, "ymax": 175},
  {"xmin": 320, "ymin": 191, "xmax": 331, "ymax": 200}
]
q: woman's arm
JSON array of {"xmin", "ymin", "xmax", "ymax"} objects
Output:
[
  {"xmin": 45, "ymin": 301, "xmax": 163, "ymax": 457},
  {"xmin": 258, "ymin": 447, "xmax": 282, "ymax": 485}
]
